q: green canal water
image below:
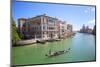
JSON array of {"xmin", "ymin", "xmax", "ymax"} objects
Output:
[{"xmin": 11, "ymin": 33, "xmax": 96, "ymax": 65}]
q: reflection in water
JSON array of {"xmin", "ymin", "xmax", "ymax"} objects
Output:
[{"xmin": 12, "ymin": 33, "xmax": 96, "ymax": 65}]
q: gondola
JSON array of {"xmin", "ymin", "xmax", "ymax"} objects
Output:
[{"xmin": 45, "ymin": 48, "xmax": 70, "ymax": 57}]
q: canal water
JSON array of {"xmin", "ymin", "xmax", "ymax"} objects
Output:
[{"xmin": 12, "ymin": 33, "xmax": 96, "ymax": 65}]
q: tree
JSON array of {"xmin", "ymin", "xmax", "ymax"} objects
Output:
[{"xmin": 12, "ymin": 18, "xmax": 20, "ymax": 45}]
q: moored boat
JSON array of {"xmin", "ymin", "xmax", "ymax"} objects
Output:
[{"xmin": 37, "ymin": 40, "xmax": 46, "ymax": 44}]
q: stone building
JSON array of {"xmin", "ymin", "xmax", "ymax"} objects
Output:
[
  {"xmin": 18, "ymin": 14, "xmax": 73, "ymax": 40},
  {"xmin": 80, "ymin": 24, "xmax": 93, "ymax": 34},
  {"xmin": 66, "ymin": 24, "xmax": 73, "ymax": 36}
]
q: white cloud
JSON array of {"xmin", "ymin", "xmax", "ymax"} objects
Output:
[
  {"xmin": 84, "ymin": 10, "xmax": 88, "ymax": 13},
  {"xmin": 84, "ymin": 7, "xmax": 95, "ymax": 13},
  {"xmin": 91, "ymin": 7, "xmax": 95, "ymax": 12},
  {"xmin": 87, "ymin": 19, "xmax": 95, "ymax": 29},
  {"xmin": 88, "ymin": 19, "xmax": 95, "ymax": 24}
]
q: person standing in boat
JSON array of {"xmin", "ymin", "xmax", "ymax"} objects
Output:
[{"xmin": 49, "ymin": 49, "xmax": 51, "ymax": 55}]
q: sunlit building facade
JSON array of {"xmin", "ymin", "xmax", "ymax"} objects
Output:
[{"xmin": 18, "ymin": 14, "xmax": 73, "ymax": 39}]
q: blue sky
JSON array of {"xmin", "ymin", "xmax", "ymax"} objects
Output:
[{"xmin": 12, "ymin": 1, "xmax": 96, "ymax": 31}]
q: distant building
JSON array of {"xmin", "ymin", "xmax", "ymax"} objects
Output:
[
  {"xmin": 18, "ymin": 14, "xmax": 73, "ymax": 39},
  {"xmin": 80, "ymin": 24, "xmax": 86, "ymax": 33},
  {"xmin": 80, "ymin": 24, "xmax": 93, "ymax": 34}
]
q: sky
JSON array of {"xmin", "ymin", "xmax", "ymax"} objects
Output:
[{"xmin": 12, "ymin": 1, "xmax": 96, "ymax": 31}]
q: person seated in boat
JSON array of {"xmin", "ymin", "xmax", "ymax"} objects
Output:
[
  {"xmin": 59, "ymin": 50, "xmax": 64, "ymax": 53},
  {"xmin": 56, "ymin": 51, "xmax": 62, "ymax": 55},
  {"xmin": 53, "ymin": 51, "xmax": 59, "ymax": 55}
]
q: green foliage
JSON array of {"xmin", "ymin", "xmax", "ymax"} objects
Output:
[{"xmin": 12, "ymin": 19, "xmax": 20, "ymax": 45}]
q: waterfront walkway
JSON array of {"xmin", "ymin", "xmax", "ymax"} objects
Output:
[
  {"xmin": 16, "ymin": 38, "xmax": 48, "ymax": 45},
  {"xmin": 16, "ymin": 38, "xmax": 61, "ymax": 45},
  {"xmin": 16, "ymin": 39, "xmax": 36, "ymax": 45}
]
